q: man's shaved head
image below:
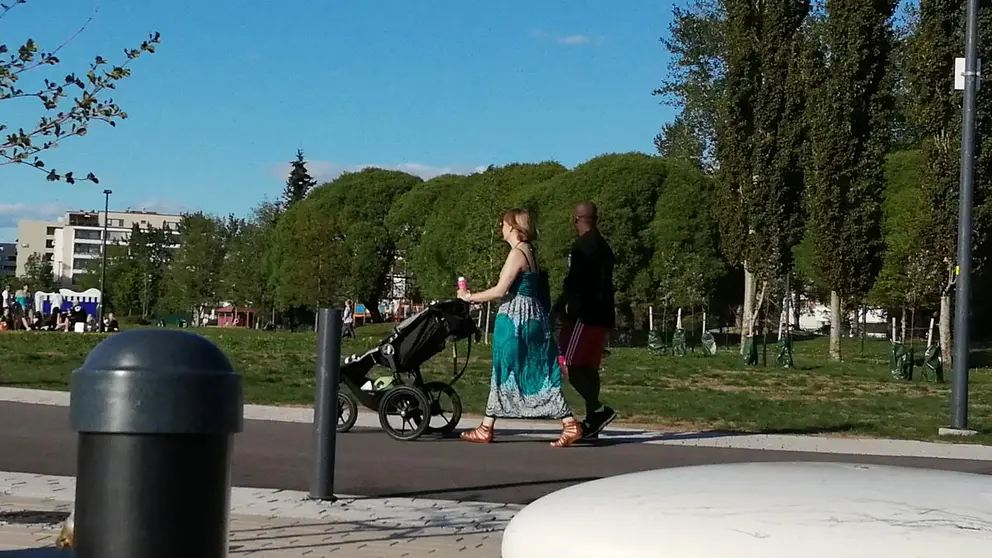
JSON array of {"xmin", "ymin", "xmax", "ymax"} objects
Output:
[
  {"xmin": 573, "ymin": 202, "xmax": 598, "ymax": 223},
  {"xmin": 572, "ymin": 202, "xmax": 599, "ymax": 234}
]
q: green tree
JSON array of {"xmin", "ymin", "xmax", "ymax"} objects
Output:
[
  {"xmin": 19, "ymin": 252, "xmax": 55, "ymax": 292},
  {"xmin": 405, "ymin": 173, "xmax": 487, "ymax": 300},
  {"xmin": 388, "ymin": 173, "xmax": 476, "ymax": 301},
  {"xmin": 128, "ymin": 224, "xmax": 172, "ymax": 317},
  {"xmin": 165, "ymin": 212, "xmax": 227, "ymax": 312},
  {"xmin": 902, "ymin": 0, "xmax": 992, "ymax": 362},
  {"xmin": 281, "ymin": 149, "xmax": 316, "ymax": 210},
  {"xmin": 654, "ymin": 0, "xmax": 726, "ymax": 169},
  {"xmin": 75, "ymin": 226, "xmax": 170, "ymax": 317},
  {"xmin": 650, "ymin": 159, "xmax": 728, "ymax": 311},
  {"xmin": 0, "ymin": 0, "xmax": 160, "ymax": 182},
  {"xmin": 269, "ymin": 201, "xmax": 348, "ymax": 311},
  {"xmin": 281, "ymin": 168, "xmax": 421, "ymax": 319},
  {"xmin": 802, "ymin": 0, "xmax": 897, "ymax": 361},
  {"xmin": 715, "ymin": 0, "xmax": 809, "ymax": 346},
  {"xmin": 528, "ymin": 153, "xmax": 668, "ymax": 328},
  {"xmin": 867, "ymin": 150, "xmax": 939, "ymax": 316}
]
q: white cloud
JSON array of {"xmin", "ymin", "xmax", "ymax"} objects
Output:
[
  {"xmin": 275, "ymin": 161, "xmax": 487, "ymax": 183},
  {"xmin": 530, "ymin": 29, "xmax": 595, "ymax": 46},
  {"xmin": 0, "ymin": 202, "xmax": 68, "ymax": 229}
]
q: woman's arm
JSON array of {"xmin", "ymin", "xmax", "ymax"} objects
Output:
[{"xmin": 463, "ymin": 250, "xmax": 525, "ymax": 304}]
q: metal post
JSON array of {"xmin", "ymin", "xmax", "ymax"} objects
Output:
[
  {"xmin": 69, "ymin": 329, "xmax": 243, "ymax": 558},
  {"xmin": 951, "ymin": 0, "xmax": 980, "ymax": 432},
  {"xmin": 310, "ymin": 307, "xmax": 343, "ymax": 501},
  {"xmin": 99, "ymin": 189, "xmax": 112, "ymax": 332}
]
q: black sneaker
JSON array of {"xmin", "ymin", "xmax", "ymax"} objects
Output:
[
  {"xmin": 582, "ymin": 407, "xmax": 617, "ymax": 439},
  {"xmin": 579, "ymin": 420, "xmax": 599, "ymax": 440}
]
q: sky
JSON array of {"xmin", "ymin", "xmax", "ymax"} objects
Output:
[{"xmin": 1, "ymin": 0, "xmax": 675, "ymax": 242}]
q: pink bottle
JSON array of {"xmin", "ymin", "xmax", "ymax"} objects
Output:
[{"xmin": 457, "ymin": 276, "xmax": 468, "ymax": 291}]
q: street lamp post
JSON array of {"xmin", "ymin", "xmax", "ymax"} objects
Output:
[
  {"xmin": 948, "ymin": 0, "xmax": 980, "ymax": 434},
  {"xmin": 99, "ymin": 189, "xmax": 112, "ymax": 332}
]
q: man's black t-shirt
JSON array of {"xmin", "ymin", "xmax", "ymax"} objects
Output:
[{"xmin": 559, "ymin": 229, "xmax": 615, "ymax": 328}]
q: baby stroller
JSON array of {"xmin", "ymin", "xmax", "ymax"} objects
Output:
[{"xmin": 336, "ymin": 299, "xmax": 482, "ymax": 441}]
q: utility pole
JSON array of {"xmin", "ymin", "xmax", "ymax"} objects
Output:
[
  {"xmin": 99, "ymin": 189, "xmax": 112, "ymax": 332},
  {"xmin": 946, "ymin": 0, "xmax": 980, "ymax": 435}
]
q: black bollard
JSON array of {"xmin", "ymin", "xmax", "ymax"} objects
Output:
[
  {"xmin": 310, "ymin": 308, "xmax": 343, "ymax": 501},
  {"xmin": 70, "ymin": 329, "xmax": 243, "ymax": 558}
]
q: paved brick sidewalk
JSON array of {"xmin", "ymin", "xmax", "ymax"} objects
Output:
[{"xmin": 0, "ymin": 496, "xmax": 503, "ymax": 557}]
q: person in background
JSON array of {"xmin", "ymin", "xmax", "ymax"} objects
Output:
[
  {"xmin": 14, "ymin": 286, "xmax": 29, "ymax": 313},
  {"xmin": 553, "ymin": 202, "xmax": 618, "ymax": 440},
  {"xmin": 48, "ymin": 308, "xmax": 70, "ymax": 331},
  {"xmin": 68, "ymin": 304, "xmax": 87, "ymax": 331},
  {"xmin": 103, "ymin": 312, "xmax": 120, "ymax": 333},
  {"xmin": 0, "ymin": 308, "xmax": 12, "ymax": 330},
  {"xmin": 342, "ymin": 300, "xmax": 356, "ymax": 338},
  {"xmin": 1, "ymin": 285, "xmax": 9, "ymax": 313}
]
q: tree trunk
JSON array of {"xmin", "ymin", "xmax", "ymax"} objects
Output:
[
  {"xmin": 939, "ymin": 293, "xmax": 952, "ymax": 366},
  {"xmin": 741, "ymin": 262, "xmax": 755, "ymax": 351},
  {"xmin": 900, "ymin": 306, "xmax": 907, "ymax": 343},
  {"xmin": 792, "ymin": 290, "xmax": 801, "ymax": 333},
  {"xmin": 362, "ymin": 300, "xmax": 383, "ymax": 323},
  {"xmin": 829, "ymin": 290, "xmax": 842, "ymax": 362}
]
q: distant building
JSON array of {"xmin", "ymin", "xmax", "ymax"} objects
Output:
[
  {"xmin": 16, "ymin": 210, "xmax": 182, "ymax": 287},
  {"xmin": 0, "ymin": 243, "xmax": 15, "ymax": 278}
]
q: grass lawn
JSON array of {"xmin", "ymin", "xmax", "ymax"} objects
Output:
[{"xmin": 0, "ymin": 324, "xmax": 989, "ymax": 443}]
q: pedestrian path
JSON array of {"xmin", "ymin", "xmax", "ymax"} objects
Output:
[
  {"xmin": 2, "ymin": 386, "xmax": 989, "ymax": 461},
  {"xmin": 0, "ymin": 471, "xmax": 511, "ymax": 557}
]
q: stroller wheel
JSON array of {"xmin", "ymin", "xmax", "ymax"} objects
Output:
[
  {"xmin": 421, "ymin": 381, "xmax": 463, "ymax": 436},
  {"xmin": 377, "ymin": 385, "xmax": 431, "ymax": 441},
  {"xmin": 336, "ymin": 391, "xmax": 359, "ymax": 433}
]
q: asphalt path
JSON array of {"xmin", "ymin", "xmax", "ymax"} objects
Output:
[{"xmin": 1, "ymin": 401, "xmax": 989, "ymax": 504}]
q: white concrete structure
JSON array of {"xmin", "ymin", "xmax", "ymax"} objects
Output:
[
  {"xmin": 501, "ymin": 462, "xmax": 992, "ymax": 558},
  {"xmin": 16, "ymin": 210, "xmax": 181, "ymax": 287}
]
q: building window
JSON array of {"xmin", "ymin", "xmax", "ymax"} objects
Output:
[
  {"xmin": 45, "ymin": 239, "xmax": 55, "ymax": 248},
  {"xmin": 107, "ymin": 231, "xmax": 129, "ymax": 243},
  {"xmin": 109, "ymin": 218, "xmax": 124, "ymax": 227},
  {"xmin": 72, "ymin": 258, "xmax": 94, "ymax": 271},
  {"xmin": 42, "ymin": 253, "xmax": 53, "ymax": 262},
  {"xmin": 73, "ymin": 243, "xmax": 102, "ymax": 255},
  {"xmin": 46, "ymin": 227, "xmax": 58, "ymax": 235},
  {"xmin": 74, "ymin": 229, "xmax": 102, "ymax": 241}
]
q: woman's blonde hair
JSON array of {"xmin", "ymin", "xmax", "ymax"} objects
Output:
[{"xmin": 502, "ymin": 208, "xmax": 534, "ymax": 242}]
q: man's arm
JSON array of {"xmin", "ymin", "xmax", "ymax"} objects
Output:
[{"xmin": 553, "ymin": 243, "xmax": 587, "ymax": 318}]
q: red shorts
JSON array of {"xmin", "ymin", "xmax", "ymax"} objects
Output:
[{"xmin": 557, "ymin": 321, "xmax": 609, "ymax": 370}]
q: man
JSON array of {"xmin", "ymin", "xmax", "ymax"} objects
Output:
[
  {"xmin": 554, "ymin": 202, "xmax": 617, "ymax": 439},
  {"xmin": 1, "ymin": 285, "xmax": 9, "ymax": 312}
]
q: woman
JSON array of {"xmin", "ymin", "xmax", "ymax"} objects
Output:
[
  {"xmin": 457, "ymin": 208, "xmax": 583, "ymax": 447},
  {"xmin": 14, "ymin": 286, "xmax": 29, "ymax": 313}
]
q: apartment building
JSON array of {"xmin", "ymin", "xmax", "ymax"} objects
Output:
[
  {"xmin": 16, "ymin": 210, "xmax": 182, "ymax": 286},
  {"xmin": 0, "ymin": 243, "xmax": 16, "ymax": 277}
]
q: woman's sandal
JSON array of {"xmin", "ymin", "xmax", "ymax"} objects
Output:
[
  {"xmin": 551, "ymin": 421, "xmax": 583, "ymax": 448},
  {"xmin": 460, "ymin": 423, "xmax": 494, "ymax": 444}
]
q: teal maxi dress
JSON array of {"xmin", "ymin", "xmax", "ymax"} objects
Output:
[{"xmin": 486, "ymin": 269, "xmax": 572, "ymax": 419}]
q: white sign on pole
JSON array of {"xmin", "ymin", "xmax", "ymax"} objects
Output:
[{"xmin": 955, "ymin": 57, "xmax": 982, "ymax": 91}]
